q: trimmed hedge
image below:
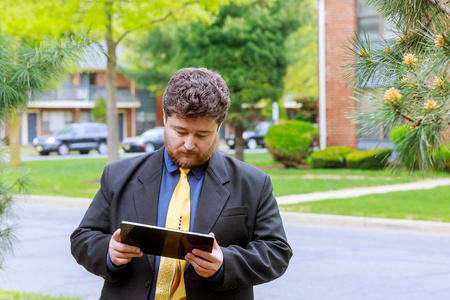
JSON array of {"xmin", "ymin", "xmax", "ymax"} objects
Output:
[
  {"xmin": 346, "ymin": 148, "xmax": 392, "ymax": 169},
  {"xmin": 265, "ymin": 120, "xmax": 319, "ymax": 168},
  {"xmin": 311, "ymin": 146, "xmax": 355, "ymax": 168}
]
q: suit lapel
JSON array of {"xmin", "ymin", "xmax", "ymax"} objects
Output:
[
  {"xmin": 133, "ymin": 147, "xmax": 165, "ymax": 272},
  {"xmin": 133, "ymin": 148, "xmax": 164, "ymax": 226}
]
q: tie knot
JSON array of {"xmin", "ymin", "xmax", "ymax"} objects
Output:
[{"xmin": 179, "ymin": 168, "xmax": 190, "ymax": 176}]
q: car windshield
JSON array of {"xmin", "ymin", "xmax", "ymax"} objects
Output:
[
  {"xmin": 54, "ymin": 126, "xmax": 73, "ymax": 135},
  {"xmin": 256, "ymin": 122, "xmax": 271, "ymax": 135}
]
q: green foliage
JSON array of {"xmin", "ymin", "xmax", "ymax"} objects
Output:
[
  {"xmin": 389, "ymin": 125, "xmax": 447, "ymax": 170},
  {"xmin": 346, "ymin": 148, "xmax": 392, "ymax": 170},
  {"xmin": 341, "ymin": 0, "xmax": 450, "ymax": 172},
  {"xmin": 293, "ymin": 95, "xmax": 318, "ymax": 124},
  {"xmin": 283, "ymin": 0, "xmax": 318, "ymax": 99},
  {"xmin": 440, "ymin": 143, "xmax": 450, "ymax": 172},
  {"xmin": 0, "ymin": 30, "xmax": 102, "ymax": 124},
  {"xmin": 0, "ymin": 152, "xmax": 31, "ymax": 270},
  {"xmin": 311, "ymin": 146, "xmax": 355, "ymax": 169},
  {"xmin": 92, "ymin": 97, "xmax": 107, "ymax": 123},
  {"xmin": 175, "ymin": 0, "xmax": 301, "ymax": 128},
  {"xmin": 265, "ymin": 120, "xmax": 318, "ymax": 168},
  {"xmin": 120, "ymin": 25, "xmax": 178, "ymax": 93},
  {"xmin": 0, "ymin": 289, "xmax": 82, "ymax": 300}
]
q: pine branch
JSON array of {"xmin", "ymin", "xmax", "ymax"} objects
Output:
[{"xmin": 424, "ymin": 0, "xmax": 450, "ymax": 16}]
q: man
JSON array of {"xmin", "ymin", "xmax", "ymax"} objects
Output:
[{"xmin": 71, "ymin": 68, "xmax": 292, "ymax": 299}]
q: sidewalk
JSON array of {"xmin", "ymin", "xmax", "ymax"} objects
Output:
[{"xmin": 14, "ymin": 178, "xmax": 450, "ymax": 235}]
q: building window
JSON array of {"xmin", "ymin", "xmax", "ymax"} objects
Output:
[
  {"xmin": 79, "ymin": 111, "xmax": 93, "ymax": 123},
  {"xmin": 356, "ymin": 1, "xmax": 393, "ymax": 148},
  {"xmin": 42, "ymin": 111, "xmax": 74, "ymax": 132},
  {"xmin": 137, "ymin": 111, "xmax": 156, "ymax": 134},
  {"xmin": 357, "ymin": 0, "xmax": 395, "ymax": 42}
]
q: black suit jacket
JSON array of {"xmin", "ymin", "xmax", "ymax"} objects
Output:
[{"xmin": 71, "ymin": 147, "xmax": 292, "ymax": 299}]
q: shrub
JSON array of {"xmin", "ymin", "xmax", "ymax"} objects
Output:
[
  {"xmin": 311, "ymin": 146, "xmax": 355, "ymax": 168},
  {"xmin": 389, "ymin": 125, "xmax": 415, "ymax": 168},
  {"xmin": 265, "ymin": 120, "xmax": 319, "ymax": 168},
  {"xmin": 346, "ymin": 148, "xmax": 392, "ymax": 170},
  {"xmin": 391, "ymin": 126, "xmax": 450, "ymax": 171},
  {"xmin": 441, "ymin": 143, "xmax": 450, "ymax": 172}
]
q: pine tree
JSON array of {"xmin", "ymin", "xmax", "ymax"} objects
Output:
[
  {"xmin": 342, "ymin": 0, "xmax": 450, "ymax": 171},
  {"xmin": 0, "ymin": 30, "xmax": 100, "ymax": 269}
]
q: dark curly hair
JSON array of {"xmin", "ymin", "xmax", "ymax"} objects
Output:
[{"xmin": 163, "ymin": 68, "xmax": 230, "ymax": 124}]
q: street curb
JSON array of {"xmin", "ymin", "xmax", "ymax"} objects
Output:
[{"xmin": 281, "ymin": 211, "xmax": 450, "ymax": 235}]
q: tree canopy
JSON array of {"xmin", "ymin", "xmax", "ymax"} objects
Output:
[
  {"xmin": 1, "ymin": 0, "xmax": 249, "ymax": 163},
  {"xmin": 174, "ymin": 0, "xmax": 302, "ymax": 160}
]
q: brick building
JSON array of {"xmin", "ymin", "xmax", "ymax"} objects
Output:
[
  {"xmin": 319, "ymin": 0, "xmax": 392, "ymax": 150},
  {"xmin": 1, "ymin": 68, "xmax": 159, "ymax": 146}
]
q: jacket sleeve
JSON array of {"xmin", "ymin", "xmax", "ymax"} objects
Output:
[
  {"xmin": 217, "ymin": 174, "xmax": 292, "ymax": 291},
  {"xmin": 70, "ymin": 165, "xmax": 121, "ymax": 282}
]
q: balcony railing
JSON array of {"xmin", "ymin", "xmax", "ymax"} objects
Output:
[{"xmin": 39, "ymin": 85, "xmax": 107, "ymax": 101}]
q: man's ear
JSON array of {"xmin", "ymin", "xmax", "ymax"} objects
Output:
[
  {"xmin": 217, "ymin": 122, "xmax": 223, "ymax": 132},
  {"xmin": 163, "ymin": 112, "xmax": 166, "ymax": 125}
]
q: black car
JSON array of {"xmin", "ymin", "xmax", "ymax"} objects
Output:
[
  {"xmin": 226, "ymin": 121, "xmax": 272, "ymax": 150},
  {"xmin": 33, "ymin": 122, "xmax": 108, "ymax": 155},
  {"xmin": 122, "ymin": 126, "xmax": 165, "ymax": 153}
]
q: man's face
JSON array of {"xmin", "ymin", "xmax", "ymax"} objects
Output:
[{"xmin": 164, "ymin": 113, "xmax": 220, "ymax": 168}]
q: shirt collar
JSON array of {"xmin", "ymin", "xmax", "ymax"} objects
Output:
[{"xmin": 164, "ymin": 149, "xmax": 207, "ymax": 180}]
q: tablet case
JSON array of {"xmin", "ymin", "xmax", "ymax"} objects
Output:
[{"xmin": 120, "ymin": 221, "xmax": 214, "ymax": 260}]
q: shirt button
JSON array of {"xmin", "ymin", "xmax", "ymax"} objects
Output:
[{"xmin": 144, "ymin": 280, "xmax": 150, "ymax": 288}]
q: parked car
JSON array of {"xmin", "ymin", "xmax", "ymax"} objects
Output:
[
  {"xmin": 225, "ymin": 121, "xmax": 272, "ymax": 150},
  {"xmin": 122, "ymin": 126, "xmax": 165, "ymax": 153},
  {"xmin": 33, "ymin": 122, "xmax": 108, "ymax": 155}
]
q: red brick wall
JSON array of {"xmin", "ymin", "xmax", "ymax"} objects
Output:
[{"xmin": 325, "ymin": 0, "xmax": 357, "ymax": 149}]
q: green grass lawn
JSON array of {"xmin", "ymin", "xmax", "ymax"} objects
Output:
[
  {"xmin": 8, "ymin": 158, "xmax": 107, "ymax": 198},
  {"xmin": 265, "ymin": 168, "xmax": 449, "ymax": 196},
  {"xmin": 281, "ymin": 185, "xmax": 450, "ymax": 222},
  {"xmin": 0, "ymin": 290, "xmax": 81, "ymax": 300},
  {"xmin": 4, "ymin": 151, "xmax": 450, "ymax": 222}
]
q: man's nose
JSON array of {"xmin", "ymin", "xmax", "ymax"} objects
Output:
[{"xmin": 184, "ymin": 136, "xmax": 196, "ymax": 151}]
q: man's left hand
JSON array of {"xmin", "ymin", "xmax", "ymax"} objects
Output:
[{"xmin": 185, "ymin": 233, "xmax": 223, "ymax": 278}]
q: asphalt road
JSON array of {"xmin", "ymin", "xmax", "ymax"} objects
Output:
[{"xmin": 1, "ymin": 204, "xmax": 449, "ymax": 300}]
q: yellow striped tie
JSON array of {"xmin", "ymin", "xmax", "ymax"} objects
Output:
[{"xmin": 155, "ymin": 168, "xmax": 190, "ymax": 300}]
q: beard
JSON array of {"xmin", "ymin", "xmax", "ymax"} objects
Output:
[{"xmin": 165, "ymin": 132, "xmax": 218, "ymax": 169}]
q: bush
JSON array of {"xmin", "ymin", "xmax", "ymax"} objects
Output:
[
  {"xmin": 441, "ymin": 143, "xmax": 450, "ymax": 172},
  {"xmin": 311, "ymin": 146, "xmax": 355, "ymax": 168},
  {"xmin": 265, "ymin": 120, "xmax": 319, "ymax": 168},
  {"xmin": 391, "ymin": 126, "xmax": 450, "ymax": 171},
  {"xmin": 346, "ymin": 148, "xmax": 392, "ymax": 170},
  {"xmin": 389, "ymin": 125, "xmax": 415, "ymax": 168}
]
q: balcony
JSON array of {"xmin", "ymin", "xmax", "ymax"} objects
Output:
[{"xmin": 39, "ymin": 85, "xmax": 107, "ymax": 101}]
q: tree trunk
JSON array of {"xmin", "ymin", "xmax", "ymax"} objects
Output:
[
  {"xmin": 9, "ymin": 112, "xmax": 22, "ymax": 167},
  {"xmin": 105, "ymin": 4, "xmax": 120, "ymax": 164},
  {"xmin": 234, "ymin": 124, "xmax": 245, "ymax": 162}
]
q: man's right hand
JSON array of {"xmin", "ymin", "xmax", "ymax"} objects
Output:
[{"xmin": 109, "ymin": 228, "xmax": 143, "ymax": 266}]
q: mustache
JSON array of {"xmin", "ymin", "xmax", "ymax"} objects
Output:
[{"xmin": 178, "ymin": 148, "xmax": 199, "ymax": 155}]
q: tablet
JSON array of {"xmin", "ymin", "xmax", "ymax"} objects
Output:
[{"xmin": 120, "ymin": 221, "xmax": 214, "ymax": 260}]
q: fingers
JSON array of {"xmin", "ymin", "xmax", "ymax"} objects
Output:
[
  {"xmin": 109, "ymin": 228, "xmax": 143, "ymax": 266},
  {"xmin": 185, "ymin": 232, "xmax": 223, "ymax": 278}
]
